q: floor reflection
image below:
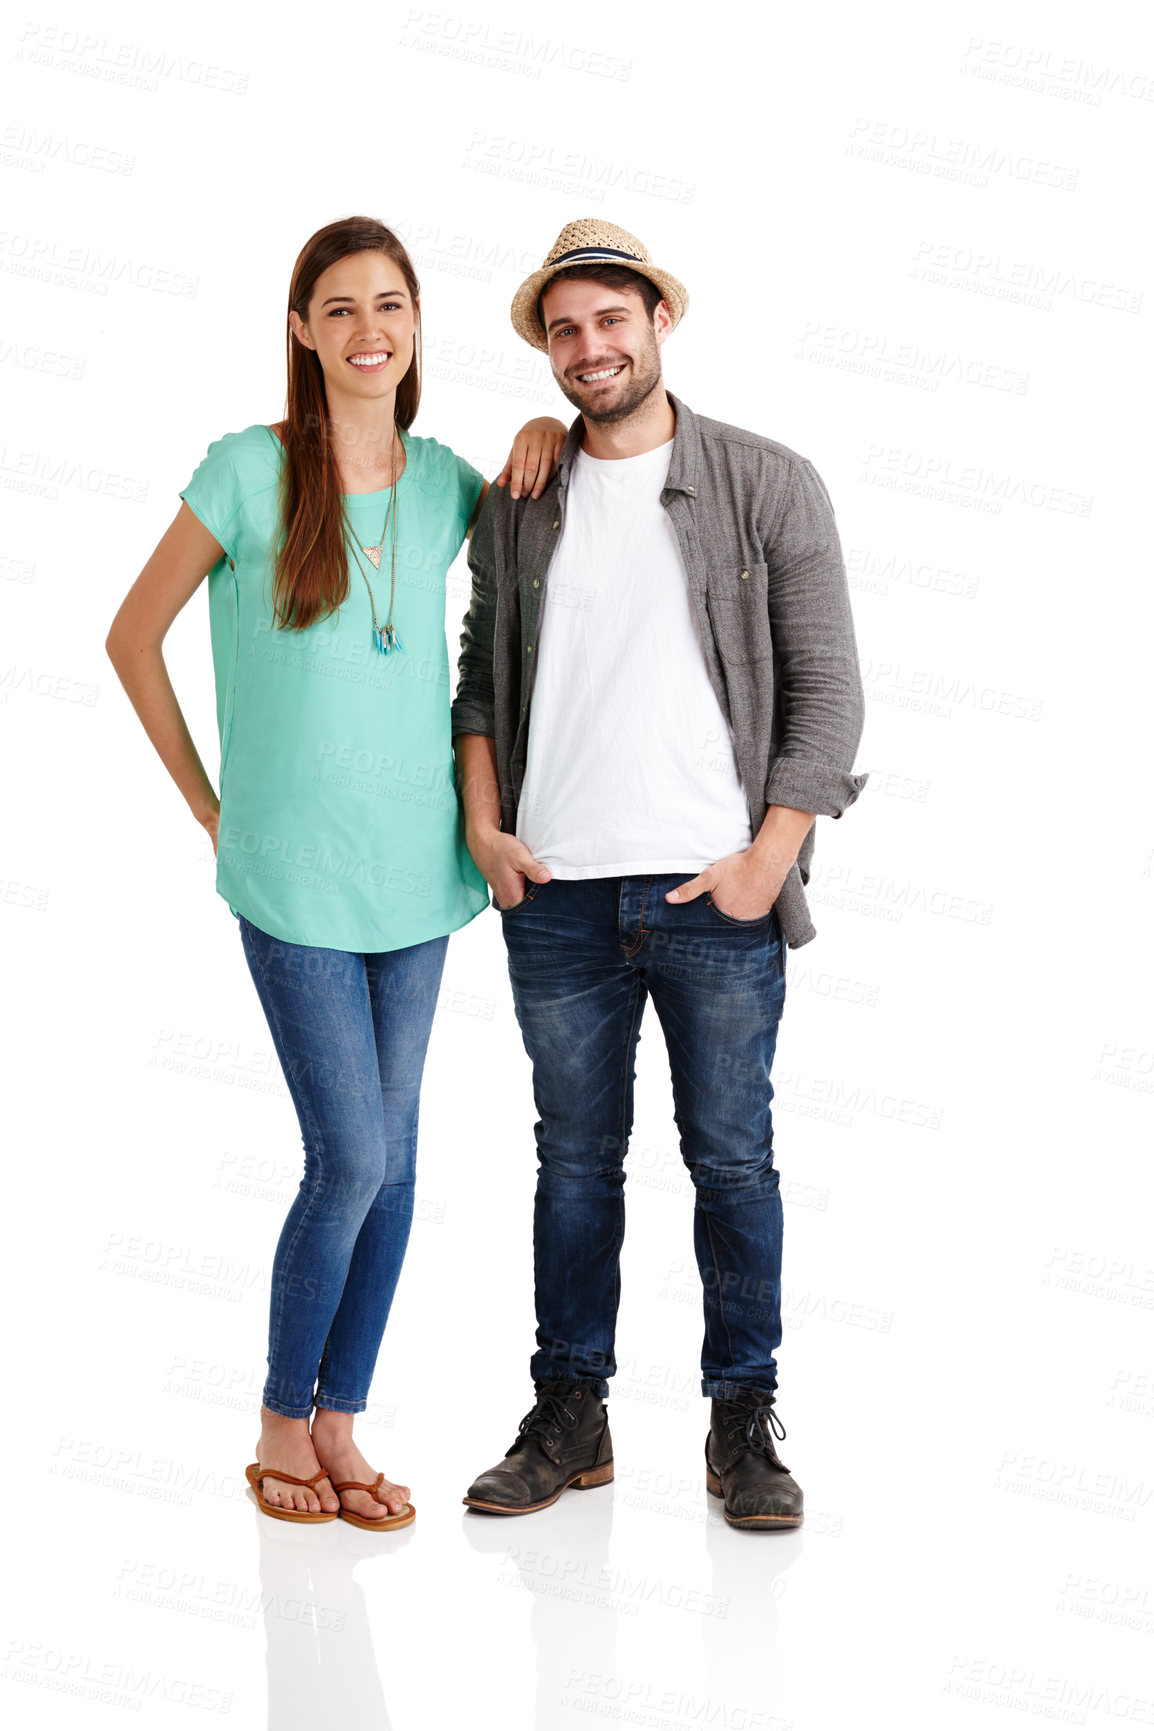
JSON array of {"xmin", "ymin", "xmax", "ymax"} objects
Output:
[
  {"xmin": 704, "ymin": 1479, "xmax": 803, "ymax": 1708},
  {"xmin": 463, "ymin": 1484, "xmax": 617, "ymax": 1723},
  {"xmin": 255, "ymin": 1501, "xmax": 412, "ymax": 1730}
]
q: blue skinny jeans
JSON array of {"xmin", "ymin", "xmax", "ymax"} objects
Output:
[{"xmin": 238, "ymin": 915, "xmax": 447, "ymax": 1419}]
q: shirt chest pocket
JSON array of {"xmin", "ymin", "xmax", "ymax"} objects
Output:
[{"xmin": 706, "ymin": 561, "xmax": 772, "ymax": 665}]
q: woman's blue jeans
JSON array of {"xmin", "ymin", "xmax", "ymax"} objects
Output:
[
  {"xmin": 497, "ymin": 874, "xmax": 788, "ymax": 1401},
  {"xmin": 238, "ymin": 915, "xmax": 447, "ymax": 1420}
]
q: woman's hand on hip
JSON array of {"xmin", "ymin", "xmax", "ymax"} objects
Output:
[{"xmin": 200, "ymin": 800, "xmax": 220, "ymax": 858}]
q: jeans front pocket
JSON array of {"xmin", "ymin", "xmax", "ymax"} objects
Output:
[
  {"xmin": 704, "ymin": 892, "xmax": 776, "ymax": 929},
  {"xmin": 493, "ymin": 881, "xmax": 540, "ymax": 915}
]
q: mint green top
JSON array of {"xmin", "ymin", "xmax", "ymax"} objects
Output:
[{"xmin": 180, "ymin": 423, "xmax": 488, "ymax": 952}]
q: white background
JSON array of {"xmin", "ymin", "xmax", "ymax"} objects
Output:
[{"xmin": 2, "ymin": 1, "xmax": 1152, "ymax": 1727}]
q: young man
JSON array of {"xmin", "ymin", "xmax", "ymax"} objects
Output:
[{"xmin": 451, "ymin": 220, "xmax": 867, "ymax": 1531}]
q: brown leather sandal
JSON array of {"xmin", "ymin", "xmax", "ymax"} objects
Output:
[
  {"xmin": 330, "ymin": 1471, "xmax": 415, "ymax": 1530},
  {"xmin": 244, "ymin": 1461, "xmax": 339, "ymax": 1523}
]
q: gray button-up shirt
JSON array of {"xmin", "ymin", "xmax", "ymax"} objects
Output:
[{"xmin": 451, "ymin": 391, "xmax": 868, "ymax": 947}]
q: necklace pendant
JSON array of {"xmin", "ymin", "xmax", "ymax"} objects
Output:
[
  {"xmin": 373, "ymin": 626, "xmax": 388, "ymax": 655},
  {"xmin": 363, "ymin": 545, "xmax": 382, "ymax": 569},
  {"xmin": 385, "ymin": 625, "xmax": 402, "ymax": 653}
]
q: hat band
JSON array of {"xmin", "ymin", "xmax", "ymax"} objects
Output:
[{"xmin": 549, "ymin": 245, "xmax": 643, "ymax": 268}]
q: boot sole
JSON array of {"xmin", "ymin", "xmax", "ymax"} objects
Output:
[
  {"xmin": 462, "ymin": 1459, "xmax": 614, "ymax": 1515},
  {"xmin": 705, "ymin": 1466, "xmax": 804, "ymax": 1530}
]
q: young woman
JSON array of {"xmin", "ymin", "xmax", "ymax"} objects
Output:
[{"xmin": 106, "ymin": 216, "xmax": 564, "ymax": 1530}]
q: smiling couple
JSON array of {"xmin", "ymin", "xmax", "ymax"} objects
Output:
[{"xmin": 108, "ymin": 215, "xmax": 867, "ymax": 1536}]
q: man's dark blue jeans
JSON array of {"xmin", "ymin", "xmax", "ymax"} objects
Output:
[{"xmin": 496, "ymin": 873, "xmax": 788, "ymax": 1400}]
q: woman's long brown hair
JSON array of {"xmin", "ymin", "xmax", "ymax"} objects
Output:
[{"xmin": 272, "ymin": 217, "xmax": 422, "ymax": 631}]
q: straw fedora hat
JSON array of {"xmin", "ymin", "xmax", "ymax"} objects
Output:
[{"xmin": 510, "ymin": 219, "xmax": 689, "ymax": 352}]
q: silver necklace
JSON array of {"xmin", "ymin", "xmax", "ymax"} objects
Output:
[{"xmin": 344, "ymin": 431, "xmax": 403, "ymax": 655}]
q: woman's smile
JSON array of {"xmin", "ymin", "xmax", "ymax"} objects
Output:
[{"xmin": 347, "ymin": 349, "xmax": 392, "ymax": 373}]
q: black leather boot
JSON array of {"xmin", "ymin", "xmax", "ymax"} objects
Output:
[
  {"xmin": 705, "ymin": 1391, "xmax": 804, "ymax": 1531},
  {"xmin": 463, "ymin": 1382, "xmax": 614, "ymax": 1514}
]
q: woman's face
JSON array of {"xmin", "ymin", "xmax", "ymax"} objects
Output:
[{"xmin": 290, "ymin": 249, "xmax": 417, "ymax": 406}]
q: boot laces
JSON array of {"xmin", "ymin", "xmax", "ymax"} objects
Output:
[
  {"xmin": 726, "ymin": 1400, "xmax": 787, "ymax": 1460},
  {"xmin": 517, "ymin": 1391, "xmax": 579, "ymax": 1447}
]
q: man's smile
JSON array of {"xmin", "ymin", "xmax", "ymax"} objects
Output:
[{"xmin": 574, "ymin": 363, "xmax": 627, "ymax": 385}]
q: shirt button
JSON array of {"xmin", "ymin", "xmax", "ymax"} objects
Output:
[
  {"xmin": 686, "ymin": 485, "xmax": 695, "ymax": 494},
  {"xmin": 527, "ymin": 643, "xmax": 533, "ymax": 654},
  {"xmin": 552, "ymin": 519, "xmax": 560, "ymax": 529},
  {"xmin": 740, "ymin": 569, "xmax": 750, "ymax": 580},
  {"xmin": 533, "ymin": 578, "xmax": 540, "ymax": 588}
]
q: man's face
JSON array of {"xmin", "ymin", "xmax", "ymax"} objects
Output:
[{"xmin": 541, "ymin": 277, "xmax": 669, "ymax": 423}]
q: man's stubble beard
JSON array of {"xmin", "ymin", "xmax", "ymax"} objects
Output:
[{"xmin": 553, "ymin": 328, "xmax": 664, "ymax": 426}]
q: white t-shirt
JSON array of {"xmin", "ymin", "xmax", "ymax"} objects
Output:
[{"xmin": 516, "ymin": 438, "xmax": 753, "ymax": 877}]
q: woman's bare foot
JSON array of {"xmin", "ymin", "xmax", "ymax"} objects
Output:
[
  {"xmin": 310, "ymin": 1407, "xmax": 411, "ymax": 1522},
  {"xmin": 252, "ymin": 1407, "xmax": 340, "ymax": 1514}
]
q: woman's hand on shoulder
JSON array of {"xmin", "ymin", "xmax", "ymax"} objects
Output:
[{"xmin": 496, "ymin": 417, "xmax": 568, "ymax": 500}]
